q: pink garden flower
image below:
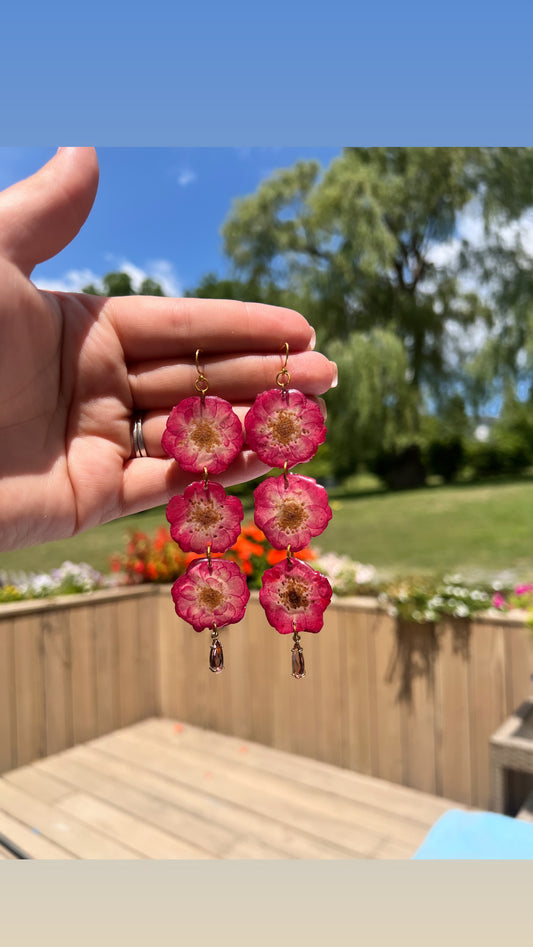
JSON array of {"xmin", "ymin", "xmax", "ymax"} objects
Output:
[
  {"xmin": 259, "ymin": 557, "xmax": 332, "ymax": 634},
  {"xmin": 244, "ymin": 388, "xmax": 326, "ymax": 468},
  {"xmin": 162, "ymin": 395, "xmax": 244, "ymax": 474},
  {"xmin": 492, "ymin": 592, "xmax": 506, "ymax": 609},
  {"xmin": 172, "ymin": 558, "xmax": 250, "ymax": 632},
  {"xmin": 253, "ymin": 473, "xmax": 332, "ymax": 550},
  {"xmin": 166, "ymin": 482, "xmax": 244, "ymax": 553},
  {"xmin": 515, "ymin": 584, "xmax": 533, "ymax": 596}
]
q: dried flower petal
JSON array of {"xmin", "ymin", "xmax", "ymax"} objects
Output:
[
  {"xmin": 166, "ymin": 482, "xmax": 244, "ymax": 553},
  {"xmin": 254, "ymin": 474, "xmax": 332, "ymax": 550},
  {"xmin": 172, "ymin": 558, "xmax": 250, "ymax": 632},
  {"xmin": 162, "ymin": 395, "xmax": 244, "ymax": 474},
  {"xmin": 244, "ymin": 389, "xmax": 326, "ymax": 468},
  {"xmin": 259, "ymin": 558, "xmax": 332, "ymax": 634}
]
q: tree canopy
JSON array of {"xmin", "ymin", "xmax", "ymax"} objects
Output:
[
  {"xmin": 221, "ymin": 148, "xmax": 533, "ymax": 405},
  {"xmin": 83, "ymin": 272, "xmax": 165, "ymax": 297}
]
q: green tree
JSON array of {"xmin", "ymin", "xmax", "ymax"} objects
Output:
[
  {"xmin": 82, "ymin": 272, "xmax": 166, "ymax": 297},
  {"xmin": 222, "ymin": 148, "xmax": 533, "ymax": 400},
  {"xmin": 326, "ymin": 329, "xmax": 418, "ymax": 479},
  {"xmin": 185, "ymin": 271, "xmax": 303, "ymax": 310}
]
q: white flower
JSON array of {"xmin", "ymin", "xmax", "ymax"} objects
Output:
[
  {"xmin": 28, "ymin": 574, "xmax": 56, "ymax": 595},
  {"xmin": 454, "ymin": 603, "xmax": 470, "ymax": 618},
  {"xmin": 355, "ymin": 564, "xmax": 377, "ymax": 584},
  {"xmin": 471, "ymin": 590, "xmax": 488, "ymax": 602}
]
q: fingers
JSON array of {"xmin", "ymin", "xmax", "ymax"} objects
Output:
[
  {"xmin": 102, "ymin": 295, "xmax": 316, "ymax": 361},
  {"xmin": 120, "ymin": 451, "xmax": 271, "ymax": 518},
  {"xmin": 134, "ymin": 398, "xmax": 328, "ymax": 458},
  {"xmin": 0, "ymin": 148, "xmax": 99, "ymax": 277},
  {"xmin": 128, "ymin": 351, "xmax": 336, "ymax": 409}
]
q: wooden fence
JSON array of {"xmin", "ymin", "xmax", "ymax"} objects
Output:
[{"xmin": 1, "ymin": 586, "xmax": 533, "ymax": 809}]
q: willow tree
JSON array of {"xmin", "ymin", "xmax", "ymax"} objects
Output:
[
  {"xmin": 326, "ymin": 329, "xmax": 418, "ymax": 479},
  {"xmin": 222, "ymin": 147, "xmax": 533, "ymax": 403}
]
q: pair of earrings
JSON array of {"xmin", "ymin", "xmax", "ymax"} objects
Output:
[{"xmin": 161, "ymin": 345, "xmax": 332, "ymax": 678}]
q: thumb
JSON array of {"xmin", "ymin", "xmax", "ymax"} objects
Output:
[{"xmin": 0, "ymin": 147, "xmax": 99, "ymax": 277}]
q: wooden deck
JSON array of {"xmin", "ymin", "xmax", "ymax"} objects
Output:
[{"xmin": 0, "ymin": 718, "xmax": 465, "ymax": 859}]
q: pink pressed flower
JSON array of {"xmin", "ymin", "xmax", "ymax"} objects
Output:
[
  {"xmin": 259, "ymin": 558, "xmax": 332, "ymax": 635},
  {"xmin": 254, "ymin": 473, "xmax": 332, "ymax": 550},
  {"xmin": 244, "ymin": 388, "xmax": 326, "ymax": 468},
  {"xmin": 166, "ymin": 482, "xmax": 244, "ymax": 553},
  {"xmin": 162, "ymin": 395, "xmax": 244, "ymax": 474},
  {"xmin": 172, "ymin": 558, "xmax": 250, "ymax": 632},
  {"xmin": 492, "ymin": 592, "xmax": 506, "ymax": 609}
]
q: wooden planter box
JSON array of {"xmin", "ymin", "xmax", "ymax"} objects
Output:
[{"xmin": 1, "ymin": 586, "xmax": 532, "ymax": 810}]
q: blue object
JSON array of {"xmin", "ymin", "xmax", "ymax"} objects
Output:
[{"xmin": 413, "ymin": 809, "xmax": 533, "ymax": 859}]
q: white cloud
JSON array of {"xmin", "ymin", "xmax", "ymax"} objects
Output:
[
  {"xmin": 34, "ymin": 268, "xmax": 103, "ymax": 293},
  {"xmin": 426, "ymin": 199, "xmax": 533, "ymax": 271},
  {"xmin": 35, "ymin": 259, "xmax": 183, "ymax": 298},
  {"xmin": 112, "ymin": 257, "xmax": 182, "ymax": 296},
  {"xmin": 116, "ymin": 259, "xmax": 148, "ymax": 289},
  {"xmin": 177, "ymin": 168, "xmax": 197, "ymax": 187},
  {"xmin": 146, "ymin": 259, "xmax": 182, "ymax": 296}
]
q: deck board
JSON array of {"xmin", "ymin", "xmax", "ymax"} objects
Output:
[{"xmin": 0, "ymin": 718, "xmax": 466, "ymax": 859}]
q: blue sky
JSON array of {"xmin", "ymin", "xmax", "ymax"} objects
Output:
[{"xmin": 0, "ymin": 147, "xmax": 341, "ymax": 295}]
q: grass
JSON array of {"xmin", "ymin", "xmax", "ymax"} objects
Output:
[{"xmin": 1, "ymin": 478, "xmax": 533, "ymax": 582}]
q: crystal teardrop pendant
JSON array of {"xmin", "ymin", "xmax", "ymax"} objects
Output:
[
  {"xmin": 209, "ymin": 627, "xmax": 224, "ymax": 673},
  {"xmin": 291, "ymin": 633, "xmax": 305, "ymax": 679}
]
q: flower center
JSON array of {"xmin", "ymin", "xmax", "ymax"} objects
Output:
[
  {"xmin": 268, "ymin": 410, "xmax": 301, "ymax": 446},
  {"xmin": 280, "ymin": 578, "xmax": 309, "ymax": 611},
  {"xmin": 198, "ymin": 585, "xmax": 224, "ymax": 609},
  {"xmin": 277, "ymin": 499, "xmax": 307, "ymax": 531},
  {"xmin": 191, "ymin": 419, "xmax": 221, "ymax": 452},
  {"xmin": 192, "ymin": 500, "xmax": 222, "ymax": 529}
]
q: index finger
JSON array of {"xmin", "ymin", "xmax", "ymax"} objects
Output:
[{"xmin": 98, "ymin": 296, "xmax": 316, "ymax": 361}]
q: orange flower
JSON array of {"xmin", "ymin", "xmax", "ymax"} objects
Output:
[
  {"xmin": 232, "ymin": 538, "xmax": 264, "ymax": 559},
  {"xmin": 243, "ymin": 523, "xmax": 266, "ymax": 543},
  {"xmin": 184, "ymin": 552, "xmax": 202, "ymax": 566},
  {"xmin": 295, "ymin": 547, "xmax": 317, "ymax": 562},
  {"xmin": 266, "ymin": 547, "xmax": 316, "ymax": 565},
  {"xmin": 266, "ymin": 548, "xmax": 286, "ymax": 565},
  {"xmin": 154, "ymin": 527, "xmax": 172, "ymax": 550},
  {"xmin": 145, "ymin": 562, "xmax": 158, "ymax": 580}
]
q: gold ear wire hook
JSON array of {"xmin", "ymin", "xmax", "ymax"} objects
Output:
[
  {"xmin": 194, "ymin": 348, "xmax": 209, "ymax": 401},
  {"xmin": 276, "ymin": 342, "xmax": 291, "ymax": 389}
]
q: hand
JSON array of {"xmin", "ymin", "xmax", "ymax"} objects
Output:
[{"xmin": 0, "ymin": 148, "xmax": 337, "ymax": 551}]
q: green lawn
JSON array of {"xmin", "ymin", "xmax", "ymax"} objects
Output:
[{"xmin": 1, "ymin": 479, "xmax": 532, "ymax": 581}]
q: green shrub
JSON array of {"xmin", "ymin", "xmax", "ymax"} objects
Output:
[{"xmin": 426, "ymin": 438, "xmax": 465, "ymax": 483}]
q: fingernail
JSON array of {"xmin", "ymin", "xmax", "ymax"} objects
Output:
[
  {"xmin": 330, "ymin": 361, "xmax": 338, "ymax": 388},
  {"xmin": 309, "ymin": 328, "xmax": 316, "ymax": 350}
]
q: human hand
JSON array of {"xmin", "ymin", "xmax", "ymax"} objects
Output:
[{"xmin": 0, "ymin": 148, "xmax": 337, "ymax": 551}]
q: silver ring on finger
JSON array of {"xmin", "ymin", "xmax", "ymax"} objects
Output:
[{"xmin": 131, "ymin": 413, "xmax": 149, "ymax": 458}]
